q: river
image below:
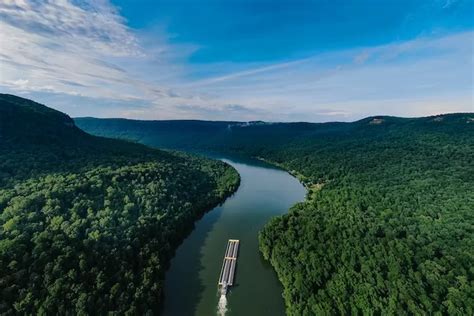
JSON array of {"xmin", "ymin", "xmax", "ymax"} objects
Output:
[{"xmin": 161, "ymin": 155, "xmax": 306, "ymax": 316}]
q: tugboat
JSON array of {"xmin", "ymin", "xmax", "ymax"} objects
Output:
[{"xmin": 220, "ymin": 281, "xmax": 228, "ymax": 295}]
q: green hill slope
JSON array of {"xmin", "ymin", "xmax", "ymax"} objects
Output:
[
  {"xmin": 0, "ymin": 94, "xmax": 239, "ymax": 314},
  {"xmin": 76, "ymin": 113, "xmax": 474, "ymax": 314},
  {"xmin": 0, "ymin": 94, "xmax": 86, "ymax": 145}
]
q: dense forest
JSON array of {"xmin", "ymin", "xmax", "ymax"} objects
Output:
[
  {"xmin": 0, "ymin": 94, "xmax": 240, "ymax": 314},
  {"xmin": 78, "ymin": 113, "xmax": 474, "ymax": 314}
]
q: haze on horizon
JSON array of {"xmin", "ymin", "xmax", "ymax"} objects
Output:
[{"xmin": 0, "ymin": 0, "xmax": 473, "ymax": 122}]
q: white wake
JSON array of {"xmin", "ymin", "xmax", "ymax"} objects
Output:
[{"xmin": 217, "ymin": 294, "xmax": 228, "ymax": 316}]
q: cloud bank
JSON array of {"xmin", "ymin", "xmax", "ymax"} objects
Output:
[{"xmin": 0, "ymin": 0, "xmax": 472, "ymax": 121}]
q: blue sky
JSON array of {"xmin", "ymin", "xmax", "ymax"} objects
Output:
[
  {"xmin": 113, "ymin": 0, "xmax": 472, "ymax": 62},
  {"xmin": 0, "ymin": 0, "xmax": 472, "ymax": 121}
]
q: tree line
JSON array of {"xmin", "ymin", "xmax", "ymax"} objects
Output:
[{"xmin": 0, "ymin": 94, "xmax": 240, "ymax": 314}]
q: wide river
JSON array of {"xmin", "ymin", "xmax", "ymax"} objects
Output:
[{"xmin": 161, "ymin": 155, "xmax": 306, "ymax": 316}]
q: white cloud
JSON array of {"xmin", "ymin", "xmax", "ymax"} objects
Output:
[
  {"xmin": 4, "ymin": 78, "xmax": 29, "ymax": 89},
  {"xmin": 0, "ymin": 0, "xmax": 472, "ymax": 121},
  {"xmin": 353, "ymin": 51, "xmax": 371, "ymax": 65},
  {"xmin": 189, "ymin": 31, "xmax": 473, "ymax": 120},
  {"xmin": 186, "ymin": 58, "xmax": 310, "ymax": 88},
  {"xmin": 0, "ymin": 0, "xmax": 187, "ymax": 102}
]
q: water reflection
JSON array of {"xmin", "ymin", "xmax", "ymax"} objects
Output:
[{"xmin": 162, "ymin": 156, "xmax": 306, "ymax": 316}]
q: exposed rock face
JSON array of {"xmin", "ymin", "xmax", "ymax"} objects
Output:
[{"xmin": 369, "ymin": 118, "xmax": 384, "ymax": 125}]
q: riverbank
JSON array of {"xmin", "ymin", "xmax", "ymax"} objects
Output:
[
  {"xmin": 254, "ymin": 156, "xmax": 324, "ymax": 200},
  {"xmin": 161, "ymin": 156, "xmax": 306, "ymax": 316},
  {"xmin": 161, "ymin": 159, "xmax": 241, "ymax": 281}
]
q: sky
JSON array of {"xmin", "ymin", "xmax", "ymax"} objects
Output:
[{"xmin": 0, "ymin": 0, "xmax": 473, "ymax": 122}]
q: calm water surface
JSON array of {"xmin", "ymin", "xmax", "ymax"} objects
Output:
[{"xmin": 162, "ymin": 156, "xmax": 306, "ymax": 316}]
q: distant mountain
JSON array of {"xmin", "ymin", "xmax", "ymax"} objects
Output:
[
  {"xmin": 75, "ymin": 113, "xmax": 474, "ymax": 153},
  {"xmin": 75, "ymin": 117, "xmax": 236, "ymax": 149},
  {"xmin": 76, "ymin": 111, "xmax": 474, "ymax": 315},
  {"xmin": 0, "ymin": 94, "xmax": 239, "ymax": 314}
]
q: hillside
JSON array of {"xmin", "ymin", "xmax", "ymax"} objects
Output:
[
  {"xmin": 75, "ymin": 117, "xmax": 337, "ymax": 152},
  {"xmin": 76, "ymin": 113, "xmax": 474, "ymax": 314},
  {"xmin": 0, "ymin": 94, "xmax": 240, "ymax": 314}
]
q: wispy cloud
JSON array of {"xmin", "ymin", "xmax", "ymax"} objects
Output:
[
  {"xmin": 0, "ymin": 0, "xmax": 472, "ymax": 121},
  {"xmin": 189, "ymin": 31, "xmax": 473, "ymax": 120},
  {"xmin": 0, "ymin": 0, "xmax": 185, "ymax": 102},
  {"xmin": 185, "ymin": 58, "xmax": 310, "ymax": 88}
]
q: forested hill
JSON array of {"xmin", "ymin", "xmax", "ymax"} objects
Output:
[
  {"xmin": 75, "ymin": 114, "xmax": 473, "ymax": 155},
  {"xmin": 0, "ymin": 94, "xmax": 240, "ymax": 314},
  {"xmin": 0, "ymin": 93, "xmax": 86, "ymax": 145},
  {"xmin": 76, "ymin": 113, "xmax": 474, "ymax": 314},
  {"xmin": 75, "ymin": 116, "xmax": 352, "ymax": 152},
  {"xmin": 75, "ymin": 117, "xmax": 240, "ymax": 150}
]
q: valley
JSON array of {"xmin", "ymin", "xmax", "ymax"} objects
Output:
[
  {"xmin": 77, "ymin": 113, "xmax": 474, "ymax": 315},
  {"xmin": 1, "ymin": 94, "xmax": 472, "ymax": 314}
]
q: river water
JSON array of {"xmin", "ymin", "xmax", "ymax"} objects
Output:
[{"xmin": 162, "ymin": 155, "xmax": 306, "ymax": 316}]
